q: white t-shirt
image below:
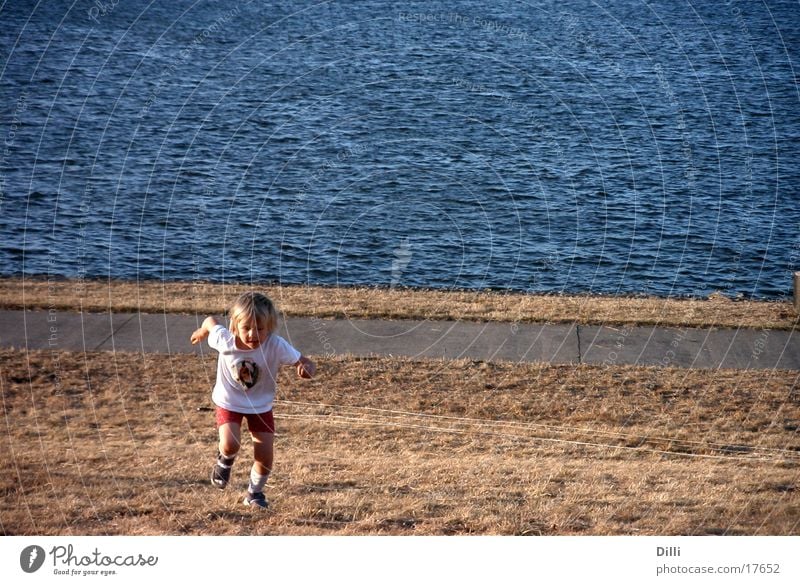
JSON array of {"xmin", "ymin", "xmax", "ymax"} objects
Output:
[{"xmin": 208, "ymin": 324, "xmax": 301, "ymax": 414}]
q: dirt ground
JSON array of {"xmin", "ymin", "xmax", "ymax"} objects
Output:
[{"xmin": 2, "ymin": 348, "xmax": 798, "ymax": 535}]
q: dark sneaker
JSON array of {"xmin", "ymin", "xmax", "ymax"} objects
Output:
[
  {"xmin": 211, "ymin": 459, "xmax": 232, "ymax": 489},
  {"xmin": 243, "ymin": 491, "xmax": 269, "ymax": 509}
]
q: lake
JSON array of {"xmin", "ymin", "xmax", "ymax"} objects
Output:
[{"xmin": 1, "ymin": 0, "xmax": 799, "ymax": 298}]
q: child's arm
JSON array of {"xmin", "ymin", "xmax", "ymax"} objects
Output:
[
  {"xmin": 190, "ymin": 316, "xmax": 220, "ymax": 345},
  {"xmin": 295, "ymin": 355, "xmax": 316, "ymax": 379}
]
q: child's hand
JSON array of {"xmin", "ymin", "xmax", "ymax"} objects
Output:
[
  {"xmin": 296, "ymin": 356, "xmax": 316, "ymax": 379},
  {"xmin": 190, "ymin": 316, "xmax": 218, "ymax": 345},
  {"xmin": 190, "ymin": 327, "xmax": 209, "ymax": 345}
]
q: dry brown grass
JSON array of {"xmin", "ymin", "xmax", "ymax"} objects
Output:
[
  {"xmin": 2, "ymin": 348, "xmax": 798, "ymax": 535},
  {"xmin": 1, "ymin": 277, "xmax": 798, "ymax": 329}
]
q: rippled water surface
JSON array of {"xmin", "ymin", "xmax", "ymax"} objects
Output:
[{"xmin": 1, "ymin": 1, "xmax": 799, "ymax": 297}]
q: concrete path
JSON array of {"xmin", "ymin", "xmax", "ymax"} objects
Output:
[{"xmin": 0, "ymin": 309, "xmax": 798, "ymax": 370}]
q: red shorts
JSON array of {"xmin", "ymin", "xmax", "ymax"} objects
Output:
[{"xmin": 215, "ymin": 407, "xmax": 275, "ymax": 433}]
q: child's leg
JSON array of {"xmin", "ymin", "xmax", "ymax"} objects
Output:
[
  {"xmin": 249, "ymin": 431, "xmax": 274, "ymax": 492},
  {"xmin": 241, "ymin": 411, "xmax": 274, "ymax": 508},
  {"xmin": 218, "ymin": 422, "xmax": 242, "ymax": 458},
  {"xmin": 211, "ymin": 422, "xmax": 241, "ymax": 489},
  {"xmin": 243, "ymin": 432, "xmax": 273, "ymax": 508}
]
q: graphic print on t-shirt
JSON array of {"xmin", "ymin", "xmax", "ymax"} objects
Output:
[{"xmin": 230, "ymin": 358, "xmax": 259, "ymax": 390}]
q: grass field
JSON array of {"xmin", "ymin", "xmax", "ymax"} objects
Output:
[
  {"xmin": 2, "ymin": 277, "xmax": 798, "ymax": 329},
  {"xmin": 2, "ymin": 348, "xmax": 798, "ymax": 535}
]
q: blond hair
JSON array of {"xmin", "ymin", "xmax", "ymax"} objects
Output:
[{"xmin": 228, "ymin": 292, "xmax": 278, "ymax": 334}]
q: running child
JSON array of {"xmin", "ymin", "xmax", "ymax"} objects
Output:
[{"xmin": 190, "ymin": 291, "xmax": 316, "ymax": 509}]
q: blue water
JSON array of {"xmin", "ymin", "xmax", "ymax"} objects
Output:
[{"xmin": 1, "ymin": 0, "xmax": 799, "ymax": 298}]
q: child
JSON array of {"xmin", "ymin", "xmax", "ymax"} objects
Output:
[{"xmin": 190, "ymin": 291, "xmax": 316, "ymax": 509}]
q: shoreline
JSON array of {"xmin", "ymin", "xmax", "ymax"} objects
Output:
[
  {"xmin": 8, "ymin": 272, "xmax": 792, "ymax": 301},
  {"xmin": 0, "ymin": 276, "xmax": 797, "ymax": 330}
]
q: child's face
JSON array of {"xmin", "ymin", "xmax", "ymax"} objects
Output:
[{"xmin": 234, "ymin": 314, "xmax": 269, "ymax": 350}]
